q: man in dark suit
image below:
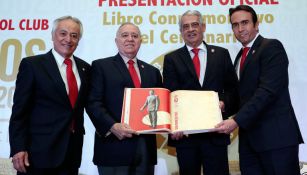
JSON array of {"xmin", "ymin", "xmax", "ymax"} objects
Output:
[
  {"xmin": 215, "ymin": 5, "xmax": 303, "ymax": 175},
  {"xmin": 86, "ymin": 22, "xmax": 162, "ymax": 175},
  {"xmin": 9, "ymin": 16, "xmax": 90, "ymax": 175},
  {"xmin": 162, "ymin": 10, "xmax": 239, "ymax": 175}
]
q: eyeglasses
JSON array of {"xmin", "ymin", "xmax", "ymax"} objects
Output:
[{"xmin": 182, "ymin": 22, "xmax": 201, "ymax": 31}]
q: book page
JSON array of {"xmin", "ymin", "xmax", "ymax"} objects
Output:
[
  {"xmin": 121, "ymin": 88, "xmax": 172, "ymax": 133},
  {"xmin": 170, "ymin": 91, "xmax": 222, "ymax": 134}
]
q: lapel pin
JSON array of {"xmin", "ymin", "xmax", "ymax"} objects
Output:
[
  {"xmin": 252, "ymin": 50, "xmax": 255, "ymax": 54},
  {"xmin": 141, "ymin": 65, "xmax": 144, "ymax": 68},
  {"xmin": 211, "ymin": 49, "xmax": 215, "ymax": 53},
  {"xmin": 82, "ymin": 68, "xmax": 86, "ymax": 71}
]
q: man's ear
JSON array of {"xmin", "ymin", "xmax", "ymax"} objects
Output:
[{"xmin": 201, "ymin": 23, "xmax": 206, "ymax": 33}]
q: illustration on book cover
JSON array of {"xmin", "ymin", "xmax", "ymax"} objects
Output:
[{"xmin": 122, "ymin": 88, "xmax": 171, "ymax": 132}]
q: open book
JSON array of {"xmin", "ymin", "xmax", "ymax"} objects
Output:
[{"xmin": 121, "ymin": 88, "xmax": 223, "ymax": 134}]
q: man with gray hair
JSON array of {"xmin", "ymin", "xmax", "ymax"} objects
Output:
[
  {"xmin": 9, "ymin": 16, "xmax": 90, "ymax": 175},
  {"xmin": 163, "ymin": 10, "xmax": 239, "ymax": 175},
  {"xmin": 87, "ymin": 22, "xmax": 162, "ymax": 175}
]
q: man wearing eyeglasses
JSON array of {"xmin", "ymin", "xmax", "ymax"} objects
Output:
[{"xmin": 162, "ymin": 10, "xmax": 239, "ymax": 175}]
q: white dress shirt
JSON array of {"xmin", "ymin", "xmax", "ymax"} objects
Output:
[
  {"xmin": 186, "ymin": 43, "xmax": 207, "ymax": 86},
  {"xmin": 121, "ymin": 54, "xmax": 142, "ymax": 83},
  {"xmin": 52, "ymin": 49, "xmax": 81, "ymax": 93}
]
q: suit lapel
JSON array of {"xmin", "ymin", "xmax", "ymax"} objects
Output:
[
  {"xmin": 203, "ymin": 44, "xmax": 215, "ymax": 87},
  {"xmin": 112, "ymin": 54, "xmax": 135, "ymax": 88},
  {"xmin": 40, "ymin": 50, "xmax": 70, "ymax": 105},
  {"xmin": 234, "ymin": 49, "xmax": 242, "ymax": 71},
  {"xmin": 137, "ymin": 60, "xmax": 147, "ymax": 87},
  {"xmin": 179, "ymin": 46, "xmax": 199, "ymax": 81},
  {"xmin": 74, "ymin": 57, "xmax": 88, "ymax": 108},
  {"xmin": 240, "ymin": 35, "xmax": 263, "ymax": 78}
]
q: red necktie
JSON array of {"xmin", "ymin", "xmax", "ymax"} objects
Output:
[
  {"xmin": 128, "ymin": 60, "xmax": 141, "ymax": 88},
  {"xmin": 64, "ymin": 58, "xmax": 78, "ymax": 107},
  {"xmin": 192, "ymin": 48, "xmax": 200, "ymax": 79},
  {"xmin": 240, "ymin": 47, "xmax": 250, "ymax": 71}
]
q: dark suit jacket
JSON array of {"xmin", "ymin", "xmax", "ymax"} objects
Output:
[
  {"xmin": 233, "ymin": 35, "xmax": 303, "ymax": 152},
  {"xmin": 163, "ymin": 42, "xmax": 239, "ymax": 147},
  {"xmin": 9, "ymin": 50, "xmax": 91, "ymax": 168},
  {"xmin": 86, "ymin": 54, "xmax": 162, "ymax": 166}
]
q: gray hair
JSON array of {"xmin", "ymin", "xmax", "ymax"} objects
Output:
[
  {"xmin": 51, "ymin": 16, "xmax": 83, "ymax": 38},
  {"xmin": 116, "ymin": 22, "xmax": 141, "ymax": 37},
  {"xmin": 179, "ymin": 10, "xmax": 203, "ymax": 31}
]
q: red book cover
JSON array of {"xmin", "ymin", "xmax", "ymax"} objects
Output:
[{"xmin": 121, "ymin": 88, "xmax": 171, "ymax": 133}]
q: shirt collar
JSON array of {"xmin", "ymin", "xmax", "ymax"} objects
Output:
[
  {"xmin": 52, "ymin": 49, "xmax": 74, "ymax": 66},
  {"xmin": 186, "ymin": 42, "xmax": 207, "ymax": 53},
  {"xmin": 244, "ymin": 33, "xmax": 260, "ymax": 48},
  {"xmin": 120, "ymin": 53, "xmax": 138, "ymax": 64}
]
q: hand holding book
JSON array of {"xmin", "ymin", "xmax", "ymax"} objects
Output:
[{"xmin": 110, "ymin": 123, "xmax": 138, "ymax": 140}]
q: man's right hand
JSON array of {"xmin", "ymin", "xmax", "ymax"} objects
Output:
[
  {"xmin": 110, "ymin": 123, "xmax": 138, "ymax": 140},
  {"xmin": 12, "ymin": 151, "xmax": 30, "ymax": 173}
]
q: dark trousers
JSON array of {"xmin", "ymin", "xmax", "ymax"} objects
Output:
[
  {"xmin": 97, "ymin": 138, "xmax": 154, "ymax": 175},
  {"xmin": 239, "ymin": 138, "xmax": 300, "ymax": 175},
  {"xmin": 17, "ymin": 133, "xmax": 80, "ymax": 175},
  {"xmin": 176, "ymin": 140, "xmax": 229, "ymax": 175}
]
